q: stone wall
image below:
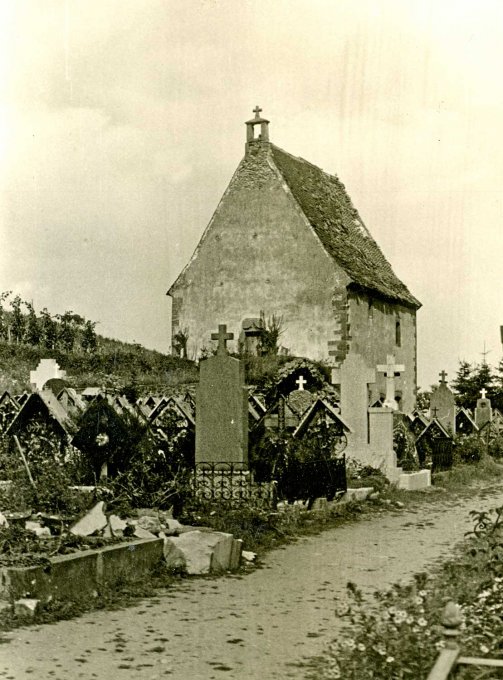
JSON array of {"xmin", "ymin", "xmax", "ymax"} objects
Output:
[{"xmin": 347, "ymin": 291, "xmax": 417, "ymax": 413}]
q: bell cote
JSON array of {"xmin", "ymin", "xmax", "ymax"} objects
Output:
[{"xmin": 245, "ymin": 106, "xmax": 270, "ymax": 152}]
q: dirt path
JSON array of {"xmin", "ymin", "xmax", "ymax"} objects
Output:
[{"xmin": 2, "ymin": 484, "xmax": 503, "ymax": 680}]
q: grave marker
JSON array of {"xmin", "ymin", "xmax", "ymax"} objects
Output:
[
  {"xmin": 376, "ymin": 355, "xmax": 405, "ymax": 411},
  {"xmin": 196, "ymin": 324, "xmax": 248, "ymax": 466},
  {"xmin": 475, "ymin": 388, "xmax": 492, "ymax": 429},
  {"xmin": 30, "ymin": 359, "xmax": 67, "ymax": 392},
  {"xmin": 429, "ymin": 370, "xmax": 456, "ymax": 434}
]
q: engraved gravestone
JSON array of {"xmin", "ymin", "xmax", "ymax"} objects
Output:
[
  {"xmin": 195, "ymin": 324, "xmax": 248, "ymax": 466},
  {"xmin": 429, "ymin": 370, "xmax": 456, "ymax": 434}
]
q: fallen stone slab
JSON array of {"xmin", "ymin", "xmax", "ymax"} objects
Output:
[
  {"xmin": 109, "ymin": 515, "xmax": 127, "ymax": 534},
  {"xmin": 137, "ymin": 515, "xmax": 163, "ymax": 535},
  {"xmin": 70, "ymin": 501, "xmax": 107, "ymax": 536},
  {"xmin": 163, "ymin": 530, "xmax": 239, "ymax": 575},
  {"xmin": 25, "ymin": 521, "xmax": 51, "ymax": 537},
  {"xmin": 14, "ymin": 598, "xmax": 40, "ymax": 618},
  {"xmin": 162, "ymin": 518, "xmax": 184, "ymax": 536},
  {"xmin": 242, "ymin": 550, "xmax": 257, "ymax": 563}
]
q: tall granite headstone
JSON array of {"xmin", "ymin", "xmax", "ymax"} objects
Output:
[
  {"xmin": 475, "ymin": 388, "xmax": 492, "ymax": 429},
  {"xmin": 196, "ymin": 325, "xmax": 249, "ymax": 466},
  {"xmin": 429, "ymin": 370, "xmax": 456, "ymax": 434}
]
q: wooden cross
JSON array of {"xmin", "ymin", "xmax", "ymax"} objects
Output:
[
  {"xmin": 376, "ymin": 354, "xmax": 405, "ymax": 410},
  {"xmin": 211, "ymin": 324, "xmax": 234, "ymax": 355},
  {"xmin": 439, "ymin": 370, "xmax": 448, "ymax": 385},
  {"xmin": 480, "ymin": 388, "xmax": 487, "ymax": 399},
  {"xmin": 295, "ymin": 375, "xmax": 307, "ymax": 391},
  {"xmin": 253, "ymin": 105, "xmax": 262, "ymax": 118},
  {"xmin": 432, "ymin": 407, "xmax": 439, "ymax": 418}
]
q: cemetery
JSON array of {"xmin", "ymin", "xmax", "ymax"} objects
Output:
[{"xmin": 1, "ymin": 314, "xmax": 502, "ymax": 628}]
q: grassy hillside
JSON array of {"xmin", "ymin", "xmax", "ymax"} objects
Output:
[{"xmin": 0, "ymin": 338, "xmax": 198, "ymax": 394}]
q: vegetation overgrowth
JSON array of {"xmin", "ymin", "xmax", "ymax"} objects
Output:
[{"xmin": 306, "ymin": 503, "xmax": 503, "ymax": 680}]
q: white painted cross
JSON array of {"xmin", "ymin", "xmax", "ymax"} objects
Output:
[
  {"xmin": 30, "ymin": 359, "xmax": 67, "ymax": 392},
  {"xmin": 295, "ymin": 375, "xmax": 307, "ymax": 391},
  {"xmin": 480, "ymin": 388, "xmax": 487, "ymax": 399},
  {"xmin": 376, "ymin": 354, "xmax": 405, "ymax": 410}
]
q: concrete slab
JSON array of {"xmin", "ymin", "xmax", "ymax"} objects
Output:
[
  {"xmin": 0, "ymin": 538, "xmax": 163, "ymax": 603},
  {"xmin": 398, "ymin": 469, "xmax": 431, "ymax": 491}
]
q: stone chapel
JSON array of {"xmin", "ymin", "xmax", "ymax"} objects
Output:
[{"xmin": 168, "ymin": 108, "xmax": 421, "ymax": 412}]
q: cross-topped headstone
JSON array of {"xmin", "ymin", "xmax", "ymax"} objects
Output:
[
  {"xmin": 295, "ymin": 375, "xmax": 307, "ymax": 391},
  {"xmin": 211, "ymin": 324, "xmax": 234, "ymax": 356},
  {"xmin": 480, "ymin": 388, "xmax": 487, "ymax": 399},
  {"xmin": 376, "ymin": 355, "xmax": 405, "ymax": 410},
  {"xmin": 439, "ymin": 370, "xmax": 448, "ymax": 385},
  {"xmin": 196, "ymin": 324, "xmax": 247, "ymax": 466},
  {"xmin": 253, "ymin": 105, "xmax": 262, "ymax": 118}
]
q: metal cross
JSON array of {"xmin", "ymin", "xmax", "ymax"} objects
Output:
[
  {"xmin": 211, "ymin": 324, "xmax": 234, "ymax": 355},
  {"xmin": 439, "ymin": 370, "xmax": 448, "ymax": 385},
  {"xmin": 295, "ymin": 375, "xmax": 307, "ymax": 391},
  {"xmin": 253, "ymin": 105, "xmax": 262, "ymax": 118}
]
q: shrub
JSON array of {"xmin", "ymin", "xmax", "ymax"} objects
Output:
[
  {"xmin": 488, "ymin": 437, "xmax": 503, "ymax": 459},
  {"xmin": 454, "ymin": 434, "xmax": 484, "ymax": 464}
]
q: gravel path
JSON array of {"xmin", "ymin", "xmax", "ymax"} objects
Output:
[{"xmin": 2, "ymin": 483, "xmax": 503, "ymax": 680}]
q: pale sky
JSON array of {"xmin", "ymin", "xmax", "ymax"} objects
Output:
[{"xmin": 0, "ymin": 0, "xmax": 502, "ymax": 389}]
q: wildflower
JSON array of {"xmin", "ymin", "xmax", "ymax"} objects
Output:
[
  {"xmin": 375, "ymin": 645, "xmax": 386, "ymax": 656},
  {"xmin": 406, "ymin": 616, "xmax": 414, "ymax": 625},
  {"xmin": 419, "ymin": 590, "xmax": 427, "ymax": 598},
  {"xmin": 413, "ymin": 596, "xmax": 423, "ymax": 606},
  {"xmin": 480, "ymin": 645, "xmax": 489, "ymax": 654},
  {"xmin": 344, "ymin": 639, "xmax": 356, "ymax": 650},
  {"xmin": 357, "ymin": 643, "xmax": 366, "ymax": 652},
  {"xmin": 394, "ymin": 610, "xmax": 407, "ymax": 624},
  {"xmin": 417, "ymin": 618, "xmax": 428, "ymax": 627},
  {"xmin": 386, "ymin": 656, "xmax": 395, "ymax": 663}
]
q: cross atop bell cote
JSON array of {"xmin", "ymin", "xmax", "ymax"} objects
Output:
[{"xmin": 245, "ymin": 105, "xmax": 270, "ymax": 149}]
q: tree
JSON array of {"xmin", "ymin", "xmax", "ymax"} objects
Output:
[
  {"xmin": 81, "ymin": 320, "xmax": 97, "ymax": 353},
  {"xmin": 56, "ymin": 311, "xmax": 77, "ymax": 352},
  {"xmin": 0, "ymin": 291, "xmax": 11, "ymax": 341},
  {"xmin": 173, "ymin": 328, "xmax": 189, "ymax": 358},
  {"xmin": 257, "ymin": 311, "xmax": 284, "ymax": 356},
  {"xmin": 10, "ymin": 295, "xmax": 25, "ymax": 343},
  {"xmin": 40, "ymin": 308, "xmax": 58, "ymax": 349},
  {"xmin": 24, "ymin": 301, "xmax": 41, "ymax": 346},
  {"xmin": 452, "ymin": 360, "xmax": 497, "ymax": 410}
]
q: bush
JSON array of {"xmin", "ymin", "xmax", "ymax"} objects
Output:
[
  {"xmin": 488, "ymin": 437, "xmax": 503, "ymax": 459},
  {"xmin": 454, "ymin": 434, "xmax": 484, "ymax": 464},
  {"xmin": 310, "ymin": 505, "xmax": 503, "ymax": 679},
  {"xmin": 346, "ymin": 460, "xmax": 389, "ymax": 492}
]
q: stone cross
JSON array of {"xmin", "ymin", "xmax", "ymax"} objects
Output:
[
  {"xmin": 211, "ymin": 324, "xmax": 234, "ymax": 356},
  {"xmin": 295, "ymin": 375, "xmax": 307, "ymax": 391},
  {"xmin": 253, "ymin": 105, "xmax": 262, "ymax": 118},
  {"xmin": 30, "ymin": 359, "xmax": 67, "ymax": 392},
  {"xmin": 376, "ymin": 354, "xmax": 405, "ymax": 410},
  {"xmin": 480, "ymin": 388, "xmax": 487, "ymax": 399},
  {"xmin": 439, "ymin": 370, "xmax": 448, "ymax": 385}
]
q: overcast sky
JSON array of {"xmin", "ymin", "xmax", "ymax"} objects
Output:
[{"xmin": 1, "ymin": 0, "xmax": 502, "ymax": 389}]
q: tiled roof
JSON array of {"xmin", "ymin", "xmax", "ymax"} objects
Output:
[{"xmin": 271, "ymin": 145, "xmax": 421, "ymax": 308}]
